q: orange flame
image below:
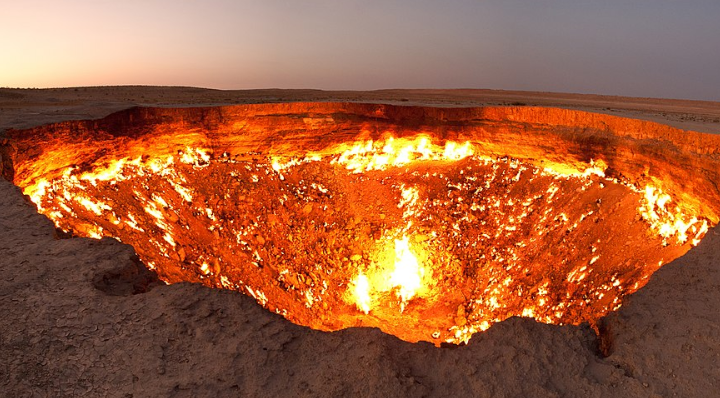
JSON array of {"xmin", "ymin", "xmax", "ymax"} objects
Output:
[
  {"xmin": 347, "ymin": 234, "xmax": 428, "ymax": 314},
  {"xmin": 639, "ymin": 186, "xmax": 708, "ymax": 245},
  {"xmin": 332, "ymin": 136, "xmax": 474, "ymax": 173},
  {"xmin": 390, "ymin": 236, "xmax": 425, "ymax": 310},
  {"xmin": 351, "ymin": 273, "xmax": 371, "ymax": 314}
]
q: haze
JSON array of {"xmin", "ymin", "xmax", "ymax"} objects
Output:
[{"xmin": 2, "ymin": 0, "xmax": 719, "ymax": 101}]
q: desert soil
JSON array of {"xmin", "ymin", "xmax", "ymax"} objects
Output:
[{"xmin": 1, "ymin": 87, "xmax": 719, "ymax": 397}]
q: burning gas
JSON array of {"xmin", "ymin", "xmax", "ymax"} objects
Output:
[
  {"xmin": 640, "ymin": 186, "xmax": 708, "ymax": 246},
  {"xmin": 347, "ymin": 235, "xmax": 429, "ymax": 315},
  {"xmin": 8, "ymin": 131, "xmax": 709, "ymax": 345},
  {"xmin": 328, "ymin": 135, "xmax": 474, "ymax": 173},
  {"xmin": 390, "ymin": 236, "xmax": 425, "ymax": 307}
]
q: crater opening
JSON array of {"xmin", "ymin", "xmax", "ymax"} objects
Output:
[{"xmin": 2, "ymin": 103, "xmax": 718, "ymax": 345}]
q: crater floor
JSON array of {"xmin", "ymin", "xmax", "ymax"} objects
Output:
[{"xmin": 22, "ymin": 151, "xmax": 697, "ymax": 344}]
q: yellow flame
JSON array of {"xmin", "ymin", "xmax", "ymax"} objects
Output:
[
  {"xmin": 179, "ymin": 147, "xmax": 211, "ymax": 164},
  {"xmin": 23, "ymin": 147, "xmax": 213, "ymax": 211},
  {"xmin": 443, "ymin": 141, "xmax": 474, "ymax": 160},
  {"xmin": 348, "ymin": 235, "xmax": 427, "ymax": 314},
  {"xmin": 542, "ymin": 158, "xmax": 608, "ymax": 178},
  {"xmin": 398, "ymin": 185, "xmax": 419, "ymax": 215},
  {"xmin": 77, "ymin": 196, "xmax": 107, "ymax": 216},
  {"xmin": 390, "ymin": 236, "xmax": 424, "ymax": 309},
  {"xmin": 332, "ymin": 136, "xmax": 474, "ymax": 173},
  {"xmin": 29, "ymin": 180, "xmax": 51, "ymax": 211},
  {"xmin": 352, "ymin": 273, "xmax": 371, "ymax": 314},
  {"xmin": 639, "ymin": 186, "xmax": 707, "ymax": 245}
]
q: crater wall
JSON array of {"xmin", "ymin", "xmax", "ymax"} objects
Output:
[{"xmin": 4, "ymin": 103, "xmax": 720, "ymax": 221}]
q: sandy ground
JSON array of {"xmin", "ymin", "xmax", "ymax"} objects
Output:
[
  {"xmin": 2, "ymin": 86, "xmax": 720, "ymax": 134},
  {"xmin": 1, "ymin": 87, "xmax": 719, "ymax": 397}
]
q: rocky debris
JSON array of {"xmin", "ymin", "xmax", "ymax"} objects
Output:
[{"xmin": 14, "ymin": 147, "xmax": 695, "ymax": 345}]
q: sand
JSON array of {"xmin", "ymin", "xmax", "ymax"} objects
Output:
[{"xmin": 1, "ymin": 87, "xmax": 719, "ymax": 397}]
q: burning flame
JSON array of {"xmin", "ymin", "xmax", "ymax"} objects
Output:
[
  {"xmin": 332, "ymin": 136, "xmax": 474, "ymax": 173},
  {"xmin": 639, "ymin": 186, "xmax": 708, "ymax": 245},
  {"xmin": 390, "ymin": 236, "xmax": 424, "ymax": 309},
  {"xmin": 348, "ymin": 234, "xmax": 428, "ymax": 314},
  {"xmin": 351, "ymin": 273, "xmax": 372, "ymax": 314}
]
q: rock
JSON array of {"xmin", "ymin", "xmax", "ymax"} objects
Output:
[
  {"xmin": 455, "ymin": 305, "xmax": 467, "ymax": 326},
  {"xmin": 108, "ymin": 213, "xmax": 119, "ymax": 224},
  {"xmin": 212, "ymin": 258, "xmax": 221, "ymax": 274},
  {"xmin": 166, "ymin": 211, "xmax": 179, "ymax": 223},
  {"xmin": 267, "ymin": 214, "xmax": 280, "ymax": 225},
  {"xmin": 284, "ymin": 272, "xmax": 299, "ymax": 287}
]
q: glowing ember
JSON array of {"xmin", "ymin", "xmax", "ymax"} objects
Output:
[{"xmin": 3, "ymin": 103, "xmax": 715, "ymax": 346}]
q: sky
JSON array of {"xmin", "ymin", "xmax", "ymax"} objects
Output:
[{"xmin": 1, "ymin": 0, "xmax": 719, "ymax": 101}]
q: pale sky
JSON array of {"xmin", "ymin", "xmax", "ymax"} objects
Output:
[{"xmin": 2, "ymin": 0, "xmax": 719, "ymax": 101}]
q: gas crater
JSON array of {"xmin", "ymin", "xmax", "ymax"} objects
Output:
[{"xmin": 2, "ymin": 103, "xmax": 718, "ymax": 345}]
